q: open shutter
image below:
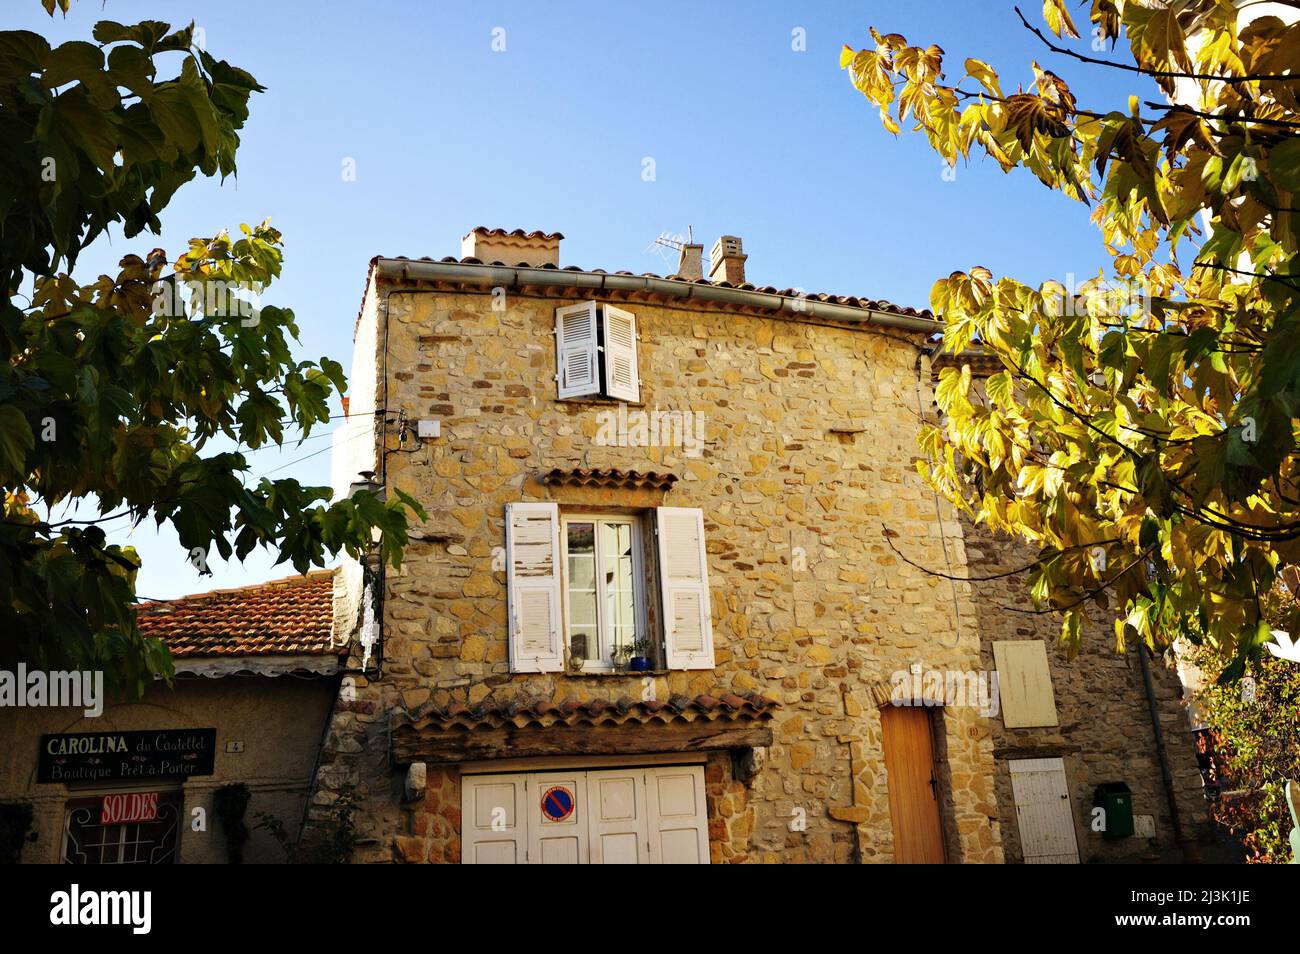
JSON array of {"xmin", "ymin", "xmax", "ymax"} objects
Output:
[
  {"xmin": 602, "ymin": 304, "xmax": 640, "ymax": 402},
  {"xmin": 656, "ymin": 507, "xmax": 715, "ymax": 669},
  {"xmin": 506, "ymin": 503, "xmax": 563, "ymax": 673},
  {"xmin": 555, "ymin": 302, "xmax": 600, "ymax": 398}
]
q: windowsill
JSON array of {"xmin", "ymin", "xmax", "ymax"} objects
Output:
[
  {"xmin": 563, "ymin": 669, "xmax": 668, "ymax": 678},
  {"xmin": 558, "ymin": 396, "xmax": 645, "ymax": 408}
]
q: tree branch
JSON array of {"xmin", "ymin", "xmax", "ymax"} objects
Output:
[{"xmin": 1015, "ymin": 6, "xmax": 1300, "ymax": 84}]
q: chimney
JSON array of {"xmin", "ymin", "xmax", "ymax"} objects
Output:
[
  {"xmin": 460, "ymin": 227, "xmax": 563, "ymax": 268},
  {"xmin": 676, "ymin": 242, "xmax": 704, "ymax": 281},
  {"xmin": 708, "ymin": 235, "xmax": 747, "ymax": 285}
]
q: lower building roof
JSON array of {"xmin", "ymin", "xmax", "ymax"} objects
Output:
[{"xmin": 135, "ymin": 569, "xmax": 342, "ymax": 664}]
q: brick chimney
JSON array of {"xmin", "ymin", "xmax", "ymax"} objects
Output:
[
  {"xmin": 460, "ymin": 227, "xmax": 563, "ymax": 267},
  {"xmin": 675, "ymin": 242, "xmax": 704, "ymax": 281},
  {"xmin": 708, "ymin": 235, "xmax": 747, "ymax": 285}
]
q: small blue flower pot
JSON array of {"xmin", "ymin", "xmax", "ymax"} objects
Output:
[{"xmin": 629, "ymin": 656, "xmax": 651, "ymax": 672}]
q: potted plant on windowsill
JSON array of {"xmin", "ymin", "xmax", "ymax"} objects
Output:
[
  {"xmin": 612, "ymin": 642, "xmax": 632, "ymax": 673},
  {"xmin": 629, "ymin": 637, "xmax": 651, "ymax": 672}
]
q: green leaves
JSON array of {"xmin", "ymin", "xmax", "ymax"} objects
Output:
[
  {"xmin": 0, "ymin": 16, "xmax": 260, "ymax": 292},
  {"xmin": 0, "ymin": 405, "xmax": 34, "ymax": 481},
  {"xmin": 91, "ymin": 21, "xmax": 175, "ymax": 52},
  {"xmin": 0, "ymin": 10, "xmax": 418, "ymax": 696},
  {"xmin": 3, "ymin": 223, "xmax": 423, "ymax": 692},
  {"xmin": 1123, "ymin": 0, "xmax": 1192, "ymax": 76},
  {"xmin": 847, "ymin": 2, "xmax": 1300, "ymax": 669},
  {"xmin": 1267, "ymin": 138, "xmax": 1300, "ymax": 192},
  {"xmin": 1192, "ymin": 638, "xmax": 1300, "ymax": 862}
]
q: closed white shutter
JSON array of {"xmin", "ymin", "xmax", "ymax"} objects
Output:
[
  {"xmin": 461, "ymin": 774, "xmax": 526, "ymax": 864},
  {"xmin": 1008, "ymin": 757, "xmax": 1080, "ymax": 864},
  {"xmin": 646, "ymin": 765, "xmax": 709, "ymax": 864},
  {"xmin": 527, "ymin": 773, "xmax": 589, "ymax": 864},
  {"xmin": 993, "ymin": 640, "xmax": 1059, "ymax": 728},
  {"xmin": 506, "ymin": 502, "xmax": 564, "ymax": 673},
  {"xmin": 555, "ymin": 302, "xmax": 600, "ymax": 398},
  {"xmin": 588, "ymin": 769, "xmax": 650, "ymax": 864},
  {"xmin": 656, "ymin": 507, "xmax": 715, "ymax": 670},
  {"xmin": 602, "ymin": 304, "xmax": 640, "ymax": 402}
]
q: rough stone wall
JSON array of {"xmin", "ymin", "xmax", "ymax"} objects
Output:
[
  {"xmin": 963, "ymin": 523, "xmax": 1209, "ymax": 862},
  {"xmin": 307, "ymin": 278, "xmax": 1006, "ymax": 863}
]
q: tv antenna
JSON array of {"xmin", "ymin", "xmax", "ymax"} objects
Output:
[{"xmin": 653, "ymin": 225, "xmax": 694, "ymax": 253}]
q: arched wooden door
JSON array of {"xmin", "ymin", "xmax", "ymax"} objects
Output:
[{"xmin": 881, "ymin": 705, "xmax": 947, "ymax": 863}]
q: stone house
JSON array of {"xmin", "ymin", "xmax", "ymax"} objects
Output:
[
  {"xmin": 311, "ymin": 227, "xmax": 1205, "ymax": 864},
  {"xmin": 0, "ymin": 571, "xmax": 341, "ymax": 864}
]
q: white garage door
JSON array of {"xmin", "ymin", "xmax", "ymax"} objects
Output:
[{"xmin": 462, "ymin": 765, "xmax": 709, "ymax": 864}]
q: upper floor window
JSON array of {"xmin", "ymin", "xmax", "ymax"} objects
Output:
[
  {"xmin": 554, "ymin": 302, "xmax": 640, "ymax": 402},
  {"xmin": 505, "ymin": 503, "xmax": 714, "ymax": 674}
]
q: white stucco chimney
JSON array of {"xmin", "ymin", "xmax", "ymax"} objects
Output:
[{"xmin": 708, "ymin": 235, "xmax": 747, "ymax": 285}]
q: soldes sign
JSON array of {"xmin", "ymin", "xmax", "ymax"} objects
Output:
[{"xmin": 100, "ymin": 791, "xmax": 159, "ymax": 825}]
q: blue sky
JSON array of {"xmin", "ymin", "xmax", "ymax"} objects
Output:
[{"xmin": 15, "ymin": 1, "xmax": 1157, "ymax": 598}]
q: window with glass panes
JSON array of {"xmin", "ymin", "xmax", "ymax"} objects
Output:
[
  {"xmin": 61, "ymin": 792, "xmax": 181, "ymax": 864},
  {"xmin": 560, "ymin": 515, "xmax": 646, "ymax": 669}
]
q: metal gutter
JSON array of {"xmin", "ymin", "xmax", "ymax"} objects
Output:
[{"xmin": 372, "ymin": 258, "xmax": 940, "ymax": 334}]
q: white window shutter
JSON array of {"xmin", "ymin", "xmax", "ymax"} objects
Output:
[
  {"xmin": 506, "ymin": 502, "xmax": 563, "ymax": 673},
  {"xmin": 602, "ymin": 304, "xmax": 640, "ymax": 402},
  {"xmin": 656, "ymin": 507, "xmax": 715, "ymax": 670},
  {"xmin": 555, "ymin": 302, "xmax": 600, "ymax": 399},
  {"xmin": 992, "ymin": 640, "xmax": 1059, "ymax": 728}
]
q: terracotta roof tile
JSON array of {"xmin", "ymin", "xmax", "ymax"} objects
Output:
[
  {"xmin": 540, "ymin": 467, "xmax": 678, "ymax": 491},
  {"xmin": 393, "ymin": 691, "xmax": 779, "ymax": 733},
  {"xmin": 358, "ymin": 254, "xmax": 936, "ymax": 337},
  {"xmin": 136, "ymin": 570, "xmax": 340, "ymax": 658},
  {"xmin": 421, "ymin": 253, "xmax": 937, "ymax": 318},
  {"xmin": 466, "ymin": 226, "xmax": 565, "ymax": 242},
  {"xmin": 931, "ymin": 350, "xmax": 1002, "ymax": 378}
]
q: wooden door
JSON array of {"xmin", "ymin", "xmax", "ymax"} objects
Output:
[
  {"xmin": 881, "ymin": 706, "xmax": 946, "ymax": 863},
  {"xmin": 1008, "ymin": 757, "xmax": 1080, "ymax": 864}
]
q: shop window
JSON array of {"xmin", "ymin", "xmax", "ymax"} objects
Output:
[{"xmin": 61, "ymin": 791, "xmax": 182, "ymax": 864}]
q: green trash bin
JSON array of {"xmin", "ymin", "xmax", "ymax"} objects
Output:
[{"xmin": 1093, "ymin": 782, "xmax": 1134, "ymax": 839}]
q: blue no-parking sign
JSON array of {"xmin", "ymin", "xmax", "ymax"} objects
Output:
[{"xmin": 541, "ymin": 785, "xmax": 575, "ymax": 822}]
